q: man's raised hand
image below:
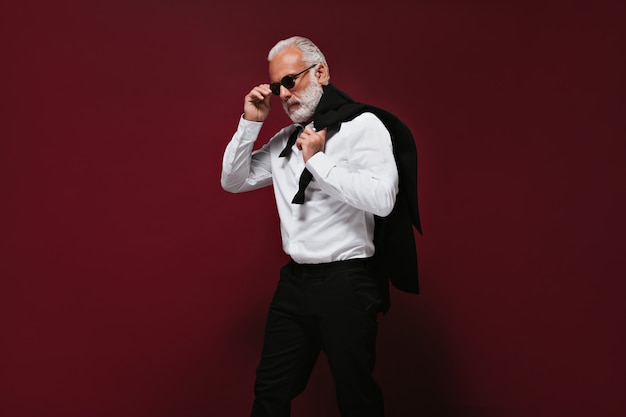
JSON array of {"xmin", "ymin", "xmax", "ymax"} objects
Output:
[
  {"xmin": 243, "ymin": 84, "xmax": 272, "ymax": 122},
  {"xmin": 297, "ymin": 127, "xmax": 327, "ymax": 163}
]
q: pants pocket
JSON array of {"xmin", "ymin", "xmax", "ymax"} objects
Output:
[{"xmin": 346, "ymin": 269, "xmax": 382, "ymax": 314}]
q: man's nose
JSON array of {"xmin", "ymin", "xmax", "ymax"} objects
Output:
[{"xmin": 279, "ymin": 86, "xmax": 291, "ymax": 100}]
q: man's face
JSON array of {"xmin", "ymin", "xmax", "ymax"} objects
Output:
[{"xmin": 269, "ymin": 47, "xmax": 323, "ymax": 123}]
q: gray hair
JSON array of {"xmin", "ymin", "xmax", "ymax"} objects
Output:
[{"xmin": 267, "ymin": 36, "xmax": 330, "ymax": 84}]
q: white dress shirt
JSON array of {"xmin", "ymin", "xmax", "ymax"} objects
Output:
[{"xmin": 221, "ymin": 112, "xmax": 399, "ymax": 264}]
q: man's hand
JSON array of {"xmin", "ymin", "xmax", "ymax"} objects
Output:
[
  {"xmin": 296, "ymin": 127, "xmax": 327, "ymax": 163},
  {"xmin": 243, "ymin": 84, "xmax": 272, "ymax": 122}
]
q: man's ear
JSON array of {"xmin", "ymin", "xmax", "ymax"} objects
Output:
[{"xmin": 316, "ymin": 63, "xmax": 329, "ymax": 85}]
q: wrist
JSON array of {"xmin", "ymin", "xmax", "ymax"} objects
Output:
[{"xmin": 242, "ymin": 113, "xmax": 264, "ymax": 122}]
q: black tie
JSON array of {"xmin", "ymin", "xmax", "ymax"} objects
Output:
[
  {"xmin": 278, "ymin": 125, "xmax": 313, "ymax": 204},
  {"xmin": 292, "ymin": 169, "xmax": 313, "ymax": 204},
  {"xmin": 279, "ymin": 125, "xmax": 302, "ymax": 158}
]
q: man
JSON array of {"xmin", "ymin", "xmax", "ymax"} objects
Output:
[{"xmin": 221, "ymin": 36, "xmax": 421, "ymax": 417}]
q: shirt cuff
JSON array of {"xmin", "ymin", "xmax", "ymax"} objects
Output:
[
  {"xmin": 306, "ymin": 152, "xmax": 334, "ymax": 179},
  {"xmin": 237, "ymin": 115, "xmax": 264, "ymax": 142}
]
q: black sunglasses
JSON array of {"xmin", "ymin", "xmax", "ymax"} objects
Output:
[{"xmin": 269, "ymin": 64, "xmax": 317, "ymax": 95}]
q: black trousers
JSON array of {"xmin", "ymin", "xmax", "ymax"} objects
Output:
[{"xmin": 250, "ymin": 258, "xmax": 384, "ymax": 417}]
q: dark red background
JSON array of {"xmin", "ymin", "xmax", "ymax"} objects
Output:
[{"xmin": 2, "ymin": 1, "xmax": 624, "ymax": 416}]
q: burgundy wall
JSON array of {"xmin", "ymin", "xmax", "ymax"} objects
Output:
[{"xmin": 2, "ymin": 1, "xmax": 624, "ymax": 416}]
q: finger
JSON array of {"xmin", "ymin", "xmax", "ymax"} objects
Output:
[
  {"xmin": 247, "ymin": 91, "xmax": 264, "ymax": 103},
  {"xmin": 258, "ymin": 84, "xmax": 272, "ymax": 96},
  {"xmin": 301, "ymin": 128, "xmax": 324, "ymax": 143},
  {"xmin": 249, "ymin": 85, "xmax": 271, "ymax": 101},
  {"xmin": 254, "ymin": 84, "xmax": 272, "ymax": 99}
]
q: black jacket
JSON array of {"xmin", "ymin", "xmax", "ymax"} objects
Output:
[{"xmin": 311, "ymin": 84, "xmax": 423, "ymax": 312}]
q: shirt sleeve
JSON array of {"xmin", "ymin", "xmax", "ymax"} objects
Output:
[
  {"xmin": 220, "ymin": 116, "xmax": 273, "ymax": 193},
  {"xmin": 306, "ymin": 112, "xmax": 399, "ymax": 217}
]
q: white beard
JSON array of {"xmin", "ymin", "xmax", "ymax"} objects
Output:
[{"xmin": 282, "ymin": 72, "xmax": 324, "ymax": 123}]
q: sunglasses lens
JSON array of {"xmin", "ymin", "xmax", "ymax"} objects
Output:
[
  {"xmin": 270, "ymin": 83, "xmax": 281, "ymax": 95},
  {"xmin": 281, "ymin": 75, "xmax": 296, "ymax": 89},
  {"xmin": 270, "ymin": 74, "xmax": 298, "ymax": 96}
]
